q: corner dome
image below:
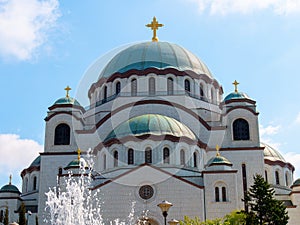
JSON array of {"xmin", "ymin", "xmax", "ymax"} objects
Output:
[
  {"xmin": 65, "ymin": 158, "xmax": 88, "ymax": 170},
  {"xmin": 0, "ymin": 184, "xmax": 20, "ymax": 194},
  {"xmin": 262, "ymin": 142, "xmax": 286, "ymax": 162},
  {"xmin": 98, "ymin": 41, "xmax": 213, "ymax": 80},
  {"xmin": 105, "ymin": 114, "xmax": 196, "ymax": 142},
  {"xmin": 223, "ymin": 91, "xmax": 251, "ymax": 102},
  {"xmin": 206, "ymin": 155, "xmax": 232, "ymax": 167},
  {"xmin": 292, "ymin": 178, "xmax": 300, "ymax": 186},
  {"xmin": 53, "ymin": 97, "xmax": 81, "ymax": 106},
  {"xmin": 30, "ymin": 156, "xmax": 41, "ymax": 167}
]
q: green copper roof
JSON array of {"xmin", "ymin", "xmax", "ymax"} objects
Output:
[
  {"xmin": 207, "ymin": 155, "xmax": 232, "ymax": 167},
  {"xmin": 223, "ymin": 92, "xmax": 250, "ymax": 102},
  {"xmin": 262, "ymin": 142, "xmax": 286, "ymax": 162},
  {"xmin": 0, "ymin": 184, "xmax": 20, "ymax": 194},
  {"xmin": 105, "ymin": 114, "xmax": 196, "ymax": 142},
  {"xmin": 98, "ymin": 41, "xmax": 213, "ymax": 79},
  {"xmin": 65, "ymin": 158, "xmax": 88, "ymax": 170},
  {"xmin": 30, "ymin": 156, "xmax": 41, "ymax": 167},
  {"xmin": 293, "ymin": 178, "xmax": 300, "ymax": 186},
  {"xmin": 53, "ymin": 97, "xmax": 81, "ymax": 106}
]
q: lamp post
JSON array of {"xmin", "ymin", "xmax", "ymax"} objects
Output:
[
  {"xmin": 168, "ymin": 219, "xmax": 179, "ymax": 225},
  {"xmin": 157, "ymin": 200, "xmax": 173, "ymax": 225}
]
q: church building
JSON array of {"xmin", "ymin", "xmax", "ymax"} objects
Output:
[{"xmin": 1, "ymin": 17, "xmax": 300, "ymax": 225}]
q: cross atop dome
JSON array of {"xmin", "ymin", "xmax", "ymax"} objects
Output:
[
  {"xmin": 146, "ymin": 17, "xmax": 164, "ymax": 42},
  {"xmin": 232, "ymin": 80, "xmax": 239, "ymax": 93},
  {"xmin": 64, "ymin": 86, "xmax": 71, "ymax": 98}
]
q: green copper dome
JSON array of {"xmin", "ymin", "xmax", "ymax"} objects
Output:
[
  {"xmin": 30, "ymin": 156, "xmax": 41, "ymax": 167},
  {"xmin": 0, "ymin": 184, "xmax": 20, "ymax": 194},
  {"xmin": 105, "ymin": 114, "xmax": 196, "ymax": 142},
  {"xmin": 65, "ymin": 158, "xmax": 88, "ymax": 170},
  {"xmin": 223, "ymin": 91, "xmax": 251, "ymax": 102},
  {"xmin": 293, "ymin": 178, "xmax": 300, "ymax": 186},
  {"xmin": 262, "ymin": 142, "xmax": 286, "ymax": 162},
  {"xmin": 99, "ymin": 41, "xmax": 213, "ymax": 79},
  {"xmin": 207, "ymin": 155, "xmax": 232, "ymax": 167},
  {"xmin": 53, "ymin": 97, "xmax": 81, "ymax": 106}
]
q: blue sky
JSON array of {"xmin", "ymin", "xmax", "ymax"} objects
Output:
[{"xmin": 1, "ymin": 0, "xmax": 300, "ymax": 189}]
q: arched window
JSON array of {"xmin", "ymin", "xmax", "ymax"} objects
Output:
[
  {"xmin": 128, "ymin": 149, "xmax": 134, "ymax": 165},
  {"xmin": 54, "ymin": 123, "xmax": 70, "ymax": 145},
  {"xmin": 233, "ymin": 119, "xmax": 250, "ymax": 140},
  {"xmin": 242, "ymin": 163, "xmax": 248, "ymax": 210},
  {"xmin": 275, "ymin": 171, "xmax": 280, "ymax": 185},
  {"xmin": 25, "ymin": 178, "xmax": 28, "ymax": 192},
  {"xmin": 113, "ymin": 151, "xmax": 118, "ymax": 167},
  {"xmin": 33, "ymin": 176, "xmax": 37, "ymax": 191},
  {"xmin": 215, "ymin": 187, "xmax": 220, "ymax": 202},
  {"xmin": 58, "ymin": 167, "xmax": 63, "ymax": 175},
  {"xmin": 211, "ymin": 88, "xmax": 214, "ymax": 103},
  {"xmin": 115, "ymin": 81, "xmax": 121, "ymax": 95},
  {"xmin": 285, "ymin": 172, "xmax": 289, "ymax": 186},
  {"xmin": 131, "ymin": 79, "xmax": 137, "ymax": 96},
  {"xmin": 163, "ymin": 147, "xmax": 170, "ymax": 164},
  {"xmin": 193, "ymin": 152, "xmax": 197, "ymax": 168},
  {"xmin": 265, "ymin": 170, "xmax": 268, "ymax": 183},
  {"xmin": 180, "ymin": 150, "xmax": 185, "ymax": 166},
  {"xmin": 149, "ymin": 77, "xmax": 155, "ymax": 96},
  {"xmin": 167, "ymin": 77, "xmax": 174, "ymax": 95},
  {"xmin": 222, "ymin": 187, "xmax": 227, "ymax": 202},
  {"xmin": 103, "ymin": 86, "xmax": 107, "ymax": 100},
  {"xmin": 184, "ymin": 79, "xmax": 191, "ymax": 93},
  {"xmin": 145, "ymin": 147, "xmax": 152, "ymax": 163},
  {"xmin": 103, "ymin": 154, "xmax": 107, "ymax": 170},
  {"xmin": 0, "ymin": 210, "xmax": 3, "ymax": 223},
  {"xmin": 200, "ymin": 83, "xmax": 204, "ymax": 98}
]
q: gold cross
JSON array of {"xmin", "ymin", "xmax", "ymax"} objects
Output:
[
  {"xmin": 216, "ymin": 145, "xmax": 220, "ymax": 156},
  {"xmin": 146, "ymin": 17, "xmax": 164, "ymax": 42},
  {"xmin": 9, "ymin": 174, "xmax": 12, "ymax": 185},
  {"xmin": 232, "ymin": 80, "xmax": 239, "ymax": 93},
  {"xmin": 77, "ymin": 148, "xmax": 81, "ymax": 160},
  {"xmin": 64, "ymin": 86, "xmax": 71, "ymax": 98}
]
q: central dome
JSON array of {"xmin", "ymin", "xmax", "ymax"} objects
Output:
[{"xmin": 99, "ymin": 41, "xmax": 213, "ymax": 79}]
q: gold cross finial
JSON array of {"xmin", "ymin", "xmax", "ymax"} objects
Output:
[
  {"xmin": 64, "ymin": 86, "xmax": 71, "ymax": 98},
  {"xmin": 77, "ymin": 148, "xmax": 81, "ymax": 161},
  {"xmin": 232, "ymin": 80, "xmax": 239, "ymax": 93},
  {"xmin": 146, "ymin": 17, "xmax": 164, "ymax": 42},
  {"xmin": 216, "ymin": 145, "xmax": 220, "ymax": 156},
  {"xmin": 9, "ymin": 175, "xmax": 12, "ymax": 185}
]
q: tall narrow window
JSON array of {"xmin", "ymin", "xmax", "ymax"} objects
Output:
[
  {"xmin": 115, "ymin": 81, "xmax": 121, "ymax": 95},
  {"xmin": 233, "ymin": 119, "xmax": 250, "ymax": 140},
  {"xmin": 222, "ymin": 187, "xmax": 226, "ymax": 202},
  {"xmin": 167, "ymin": 78, "xmax": 174, "ymax": 95},
  {"xmin": 242, "ymin": 164, "xmax": 248, "ymax": 211},
  {"xmin": 163, "ymin": 147, "xmax": 170, "ymax": 164},
  {"xmin": 0, "ymin": 210, "xmax": 3, "ymax": 223},
  {"xmin": 215, "ymin": 187, "xmax": 220, "ymax": 202},
  {"xmin": 58, "ymin": 167, "xmax": 63, "ymax": 175},
  {"xmin": 113, "ymin": 151, "xmax": 118, "ymax": 167},
  {"xmin": 25, "ymin": 178, "xmax": 28, "ymax": 192},
  {"xmin": 285, "ymin": 172, "xmax": 289, "ymax": 186},
  {"xmin": 103, "ymin": 154, "xmax": 107, "ymax": 170},
  {"xmin": 180, "ymin": 150, "xmax": 185, "ymax": 166},
  {"xmin": 265, "ymin": 170, "xmax": 268, "ymax": 183},
  {"xmin": 200, "ymin": 83, "xmax": 204, "ymax": 97},
  {"xmin": 145, "ymin": 147, "xmax": 152, "ymax": 163},
  {"xmin": 103, "ymin": 86, "xmax": 107, "ymax": 100},
  {"xmin": 211, "ymin": 88, "xmax": 214, "ymax": 103},
  {"xmin": 184, "ymin": 79, "xmax": 191, "ymax": 93},
  {"xmin": 193, "ymin": 152, "xmax": 197, "ymax": 168},
  {"xmin": 128, "ymin": 149, "xmax": 134, "ymax": 165},
  {"xmin": 275, "ymin": 171, "xmax": 280, "ymax": 185},
  {"xmin": 54, "ymin": 123, "xmax": 70, "ymax": 145},
  {"xmin": 33, "ymin": 176, "xmax": 37, "ymax": 191},
  {"xmin": 131, "ymin": 79, "xmax": 137, "ymax": 96},
  {"xmin": 149, "ymin": 77, "xmax": 155, "ymax": 96}
]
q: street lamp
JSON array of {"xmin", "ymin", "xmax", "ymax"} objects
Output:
[
  {"xmin": 157, "ymin": 200, "xmax": 173, "ymax": 225},
  {"xmin": 168, "ymin": 219, "xmax": 179, "ymax": 225}
]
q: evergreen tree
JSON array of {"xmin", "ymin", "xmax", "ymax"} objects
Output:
[
  {"xmin": 3, "ymin": 207, "xmax": 8, "ymax": 225},
  {"xmin": 18, "ymin": 202, "xmax": 26, "ymax": 225},
  {"xmin": 244, "ymin": 174, "xmax": 289, "ymax": 225}
]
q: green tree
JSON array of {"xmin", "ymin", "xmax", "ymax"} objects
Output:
[
  {"xmin": 244, "ymin": 174, "xmax": 289, "ymax": 225},
  {"xmin": 18, "ymin": 202, "xmax": 26, "ymax": 225},
  {"xmin": 3, "ymin": 207, "xmax": 9, "ymax": 225}
]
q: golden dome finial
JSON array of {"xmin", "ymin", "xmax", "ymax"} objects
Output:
[
  {"xmin": 9, "ymin": 174, "xmax": 12, "ymax": 185},
  {"xmin": 64, "ymin": 86, "xmax": 71, "ymax": 98},
  {"xmin": 232, "ymin": 80, "xmax": 239, "ymax": 93},
  {"xmin": 77, "ymin": 148, "xmax": 81, "ymax": 161},
  {"xmin": 146, "ymin": 17, "xmax": 164, "ymax": 42},
  {"xmin": 216, "ymin": 145, "xmax": 220, "ymax": 156}
]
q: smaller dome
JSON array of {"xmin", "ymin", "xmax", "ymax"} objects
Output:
[
  {"xmin": 206, "ymin": 155, "xmax": 232, "ymax": 167},
  {"xmin": 262, "ymin": 142, "xmax": 286, "ymax": 162},
  {"xmin": 30, "ymin": 156, "xmax": 41, "ymax": 167},
  {"xmin": 53, "ymin": 97, "xmax": 81, "ymax": 106},
  {"xmin": 0, "ymin": 184, "xmax": 20, "ymax": 194},
  {"xmin": 292, "ymin": 178, "xmax": 300, "ymax": 186},
  {"xmin": 65, "ymin": 158, "xmax": 88, "ymax": 170},
  {"xmin": 224, "ymin": 91, "xmax": 251, "ymax": 102}
]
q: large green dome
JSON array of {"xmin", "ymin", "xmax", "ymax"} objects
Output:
[
  {"xmin": 105, "ymin": 114, "xmax": 196, "ymax": 142},
  {"xmin": 99, "ymin": 41, "xmax": 213, "ymax": 79},
  {"xmin": 0, "ymin": 184, "xmax": 20, "ymax": 194},
  {"xmin": 53, "ymin": 97, "xmax": 81, "ymax": 106}
]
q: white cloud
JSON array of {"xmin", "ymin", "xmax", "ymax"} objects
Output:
[
  {"xmin": 0, "ymin": 134, "xmax": 43, "ymax": 187},
  {"xmin": 260, "ymin": 124, "xmax": 280, "ymax": 136},
  {"xmin": 0, "ymin": 0, "xmax": 60, "ymax": 61},
  {"xmin": 190, "ymin": 0, "xmax": 300, "ymax": 15},
  {"xmin": 283, "ymin": 152, "xmax": 300, "ymax": 179},
  {"xmin": 295, "ymin": 112, "xmax": 300, "ymax": 124}
]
